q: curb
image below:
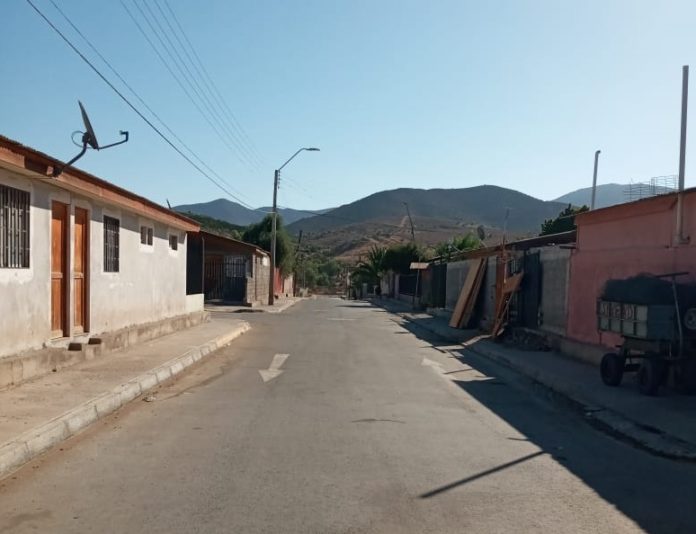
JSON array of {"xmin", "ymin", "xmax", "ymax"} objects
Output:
[
  {"xmin": 388, "ymin": 307, "xmax": 696, "ymax": 461},
  {"xmin": 267, "ymin": 298, "xmax": 302, "ymax": 314},
  {"xmin": 464, "ymin": 341, "xmax": 696, "ymax": 462},
  {"xmin": 0, "ymin": 321, "xmax": 250, "ymax": 481}
]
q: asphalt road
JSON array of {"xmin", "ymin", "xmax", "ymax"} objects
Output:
[{"xmin": 1, "ymin": 298, "xmax": 695, "ymax": 533}]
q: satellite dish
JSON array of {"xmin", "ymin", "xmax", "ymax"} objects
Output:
[
  {"xmin": 476, "ymin": 225, "xmax": 486, "ymax": 241},
  {"xmin": 53, "ymin": 101, "xmax": 129, "ymax": 177},
  {"xmin": 79, "ymin": 100, "xmax": 99, "ymax": 149}
]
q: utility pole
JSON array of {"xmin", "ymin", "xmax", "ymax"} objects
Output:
[
  {"xmin": 403, "ymin": 201, "xmax": 419, "ymax": 308},
  {"xmin": 591, "ymin": 150, "xmax": 601, "ymax": 210},
  {"xmin": 403, "ymin": 201, "xmax": 416, "ymax": 242},
  {"xmin": 268, "ymin": 148, "xmax": 320, "ymax": 305},
  {"xmin": 293, "ymin": 230, "xmax": 303, "ymax": 297},
  {"xmin": 269, "ymin": 169, "xmax": 279, "ymax": 305},
  {"xmin": 676, "ymin": 65, "xmax": 689, "ymax": 244}
]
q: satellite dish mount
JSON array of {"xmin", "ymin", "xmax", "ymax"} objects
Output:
[{"xmin": 53, "ymin": 101, "xmax": 128, "ymax": 177}]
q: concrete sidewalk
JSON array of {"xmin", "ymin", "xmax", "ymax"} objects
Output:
[
  {"xmin": 373, "ymin": 297, "xmax": 696, "ymax": 460},
  {"xmin": 206, "ymin": 296, "xmax": 303, "ymax": 315},
  {"xmin": 0, "ymin": 316, "xmax": 250, "ymax": 479}
]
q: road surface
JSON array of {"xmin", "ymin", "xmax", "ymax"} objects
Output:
[{"xmin": 1, "ymin": 298, "xmax": 695, "ymax": 533}]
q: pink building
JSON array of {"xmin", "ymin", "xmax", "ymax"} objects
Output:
[{"xmin": 567, "ymin": 188, "xmax": 696, "ymax": 348}]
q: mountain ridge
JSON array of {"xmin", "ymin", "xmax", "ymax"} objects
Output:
[{"xmin": 287, "ymin": 185, "xmax": 567, "ymax": 235}]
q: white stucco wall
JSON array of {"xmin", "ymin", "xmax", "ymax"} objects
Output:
[
  {"xmin": 88, "ymin": 204, "xmax": 189, "ymax": 334},
  {"xmin": 0, "ymin": 168, "xmax": 191, "ymax": 358},
  {"xmin": 0, "ymin": 169, "xmax": 52, "ymax": 357}
]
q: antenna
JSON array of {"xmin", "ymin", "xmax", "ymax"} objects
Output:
[{"xmin": 53, "ymin": 101, "xmax": 129, "ymax": 177}]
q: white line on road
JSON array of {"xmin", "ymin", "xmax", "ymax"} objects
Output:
[{"xmin": 259, "ymin": 353, "xmax": 290, "ymax": 383}]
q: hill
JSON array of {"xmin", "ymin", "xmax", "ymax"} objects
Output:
[
  {"xmin": 288, "ymin": 186, "xmax": 567, "ymax": 235},
  {"xmin": 174, "ymin": 198, "xmax": 321, "ymax": 226},
  {"xmin": 554, "ymin": 183, "xmax": 627, "ymax": 209},
  {"xmin": 178, "ymin": 211, "xmax": 245, "ymax": 239},
  {"xmin": 554, "ymin": 183, "xmax": 675, "ymax": 209}
]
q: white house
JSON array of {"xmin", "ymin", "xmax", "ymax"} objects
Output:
[{"xmin": 0, "ymin": 135, "xmax": 202, "ymax": 359}]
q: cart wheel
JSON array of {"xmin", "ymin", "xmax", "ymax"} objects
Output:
[
  {"xmin": 600, "ymin": 353, "xmax": 625, "ymax": 386},
  {"xmin": 638, "ymin": 356, "xmax": 666, "ymax": 396}
]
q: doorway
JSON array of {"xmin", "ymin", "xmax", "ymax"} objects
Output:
[
  {"xmin": 73, "ymin": 207, "xmax": 89, "ymax": 333},
  {"xmin": 51, "ymin": 202, "xmax": 68, "ymax": 338}
]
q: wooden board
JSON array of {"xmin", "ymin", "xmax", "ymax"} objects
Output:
[
  {"xmin": 449, "ymin": 258, "xmax": 485, "ymax": 328},
  {"xmin": 459, "ymin": 258, "xmax": 487, "ymax": 328},
  {"xmin": 491, "ymin": 272, "xmax": 524, "ymax": 338}
]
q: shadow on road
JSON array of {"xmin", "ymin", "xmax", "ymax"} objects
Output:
[
  {"xmin": 374, "ymin": 302, "xmax": 696, "ymax": 534},
  {"xmin": 419, "ymin": 451, "xmax": 546, "ymax": 499}
]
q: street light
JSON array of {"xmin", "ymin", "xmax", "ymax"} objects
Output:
[{"xmin": 269, "ymin": 147, "xmax": 320, "ymax": 305}]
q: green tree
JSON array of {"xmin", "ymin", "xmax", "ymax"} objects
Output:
[
  {"xmin": 351, "ymin": 245, "xmax": 386, "ymax": 286},
  {"xmin": 180, "ymin": 212, "xmax": 243, "ymax": 239},
  {"xmin": 540, "ymin": 204, "xmax": 589, "ymax": 236},
  {"xmin": 382, "ymin": 242, "xmax": 423, "ymax": 274},
  {"xmin": 434, "ymin": 233, "xmax": 482, "ymax": 260},
  {"xmin": 242, "ymin": 214, "xmax": 295, "ymax": 274}
]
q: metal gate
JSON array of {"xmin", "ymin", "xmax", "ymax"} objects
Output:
[
  {"xmin": 204, "ymin": 255, "xmax": 248, "ymax": 302},
  {"xmin": 520, "ymin": 251, "xmax": 541, "ymax": 328}
]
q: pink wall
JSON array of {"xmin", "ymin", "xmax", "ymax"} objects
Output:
[
  {"xmin": 273, "ymin": 268, "xmax": 294, "ymax": 297},
  {"xmin": 567, "ymin": 191, "xmax": 696, "ymax": 347}
]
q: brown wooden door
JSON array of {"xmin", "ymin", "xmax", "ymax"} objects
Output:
[
  {"xmin": 73, "ymin": 207, "xmax": 89, "ymax": 333},
  {"xmin": 51, "ymin": 202, "xmax": 68, "ymax": 337}
]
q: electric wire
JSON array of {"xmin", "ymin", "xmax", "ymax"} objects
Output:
[
  {"xmin": 153, "ymin": 0, "xmax": 262, "ymax": 167},
  {"xmin": 47, "ymin": 0, "xmax": 253, "ymax": 205},
  {"xmin": 125, "ymin": 0, "xmax": 256, "ymax": 172},
  {"xmin": 161, "ymin": 0, "xmax": 264, "ymax": 164},
  {"xmin": 142, "ymin": 0, "xmax": 258, "ymax": 169},
  {"xmin": 25, "ymin": 0, "xmax": 256, "ymax": 210}
]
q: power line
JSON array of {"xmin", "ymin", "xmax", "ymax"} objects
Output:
[
  {"xmin": 47, "ymin": 0, "xmax": 253, "ymax": 205},
  {"xmin": 125, "ymin": 0, "xmax": 256, "ymax": 172},
  {"xmin": 136, "ymin": 0, "xmax": 254, "ymax": 169},
  {"xmin": 161, "ymin": 0, "xmax": 264, "ymax": 165},
  {"xmin": 122, "ymin": 0, "xmax": 251, "ymax": 172},
  {"xmin": 25, "ymin": 0, "xmax": 255, "ymax": 210},
  {"xmin": 154, "ymin": 0, "xmax": 262, "ymax": 167},
  {"xmin": 144, "ymin": 0, "xmax": 259, "ymax": 169}
]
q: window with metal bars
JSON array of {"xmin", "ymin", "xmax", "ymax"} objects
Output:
[
  {"xmin": 0, "ymin": 184, "xmax": 30, "ymax": 269},
  {"xmin": 103, "ymin": 216, "xmax": 120, "ymax": 272},
  {"xmin": 140, "ymin": 225, "xmax": 153, "ymax": 246}
]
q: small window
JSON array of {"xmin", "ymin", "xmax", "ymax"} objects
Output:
[
  {"xmin": 103, "ymin": 216, "xmax": 119, "ymax": 272},
  {"xmin": 169, "ymin": 234, "xmax": 178, "ymax": 251},
  {"xmin": 140, "ymin": 225, "xmax": 153, "ymax": 246},
  {"xmin": 0, "ymin": 184, "xmax": 30, "ymax": 268}
]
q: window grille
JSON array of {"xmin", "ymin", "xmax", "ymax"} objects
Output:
[{"xmin": 0, "ymin": 184, "xmax": 30, "ymax": 268}]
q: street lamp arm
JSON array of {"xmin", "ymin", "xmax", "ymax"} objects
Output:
[
  {"xmin": 278, "ymin": 147, "xmax": 320, "ymax": 171},
  {"xmin": 269, "ymin": 145, "xmax": 319, "ymax": 305},
  {"xmin": 278, "ymin": 148, "xmax": 305, "ymax": 171}
]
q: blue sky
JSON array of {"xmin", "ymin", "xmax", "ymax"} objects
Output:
[{"xmin": 2, "ymin": 0, "xmax": 695, "ymax": 210}]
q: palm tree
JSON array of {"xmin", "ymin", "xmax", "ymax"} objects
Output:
[{"xmin": 352, "ymin": 245, "xmax": 386, "ymax": 286}]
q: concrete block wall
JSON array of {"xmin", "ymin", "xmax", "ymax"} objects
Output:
[
  {"xmin": 246, "ymin": 257, "xmax": 270, "ymax": 305},
  {"xmin": 535, "ymin": 247, "xmax": 571, "ymax": 336},
  {"xmin": 445, "ymin": 261, "xmax": 472, "ymax": 310},
  {"xmin": 444, "ymin": 258, "xmax": 497, "ymax": 330}
]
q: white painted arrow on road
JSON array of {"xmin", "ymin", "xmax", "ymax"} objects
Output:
[{"xmin": 259, "ymin": 353, "xmax": 290, "ymax": 383}]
